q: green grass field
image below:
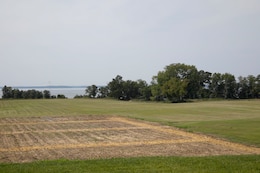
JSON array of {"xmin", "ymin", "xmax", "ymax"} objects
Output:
[
  {"xmin": 1, "ymin": 155, "xmax": 260, "ymax": 173},
  {"xmin": 0, "ymin": 99, "xmax": 260, "ymax": 172}
]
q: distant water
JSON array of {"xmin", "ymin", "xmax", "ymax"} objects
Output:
[{"xmin": 0, "ymin": 86, "xmax": 86, "ymax": 99}]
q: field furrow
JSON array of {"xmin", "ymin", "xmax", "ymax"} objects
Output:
[{"xmin": 0, "ymin": 115, "xmax": 259, "ymax": 163}]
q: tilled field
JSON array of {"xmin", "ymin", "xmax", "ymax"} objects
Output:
[{"xmin": 0, "ymin": 115, "xmax": 259, "ymax": 163}]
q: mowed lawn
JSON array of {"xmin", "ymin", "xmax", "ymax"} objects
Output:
[
  {"xmin": 1, "ymin": 99, "xmax": 259, "ymax": 147},
  {"xmin": 1, "ymin": 155, "xmax": 260, "ymax": 173},
  {"xmin": 0, "ymin": 99, "xmax": 260, "ymax": 172}
]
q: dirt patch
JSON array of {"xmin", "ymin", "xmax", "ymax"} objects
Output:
[{"xmin": 0, "ymin": 115, "xmax": 259, "ymax": 163}]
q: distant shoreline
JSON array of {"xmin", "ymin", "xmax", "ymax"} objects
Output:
[
  {"xmin": 13, "ymin": 86, "xmax": 87, "ymax": 89},
  {"xmin": 0, "ymin": 86, "xmax": 87, "ymax": 89}
]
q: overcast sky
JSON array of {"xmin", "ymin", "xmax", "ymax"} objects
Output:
[{"xmin": 1, "ymin": 0, "xmax": 260, "ymax": 86}]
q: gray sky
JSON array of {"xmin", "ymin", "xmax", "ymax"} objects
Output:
[{"xmin": 1, "ymin": 0, "xmax": 260, "ymax": 86}]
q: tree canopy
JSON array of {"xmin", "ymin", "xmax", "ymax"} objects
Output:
[
  {"xmin": 78, "ymin": 63, "xmax": 260, "ymax": 102},
  {"xmin": 2, "ymin": 63, "xmax": 260, "ymax": 102},
  {"xmin": 106, "ymin": 75, "xmax": 151, "ymax": 100},
  {"xmin": 1, "ymin": 86, "xmax": 66, "ymax": 99}
]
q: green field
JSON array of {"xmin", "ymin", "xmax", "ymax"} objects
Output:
[
  {"xmin": 1, "ymin": 155, "xmax": 260, "ymax": 173},
  {"xmin": 0, "ymin": 99, "xmax": 260, "ymax": 172}
]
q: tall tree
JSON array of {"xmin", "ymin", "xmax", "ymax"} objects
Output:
[
  {"xmin": 86, "ymin": 85, "xmax": 98, "ymax": 98},
  {"xmin": 247, "ymin": 75, "xmax": 258, "ymax": 98},
  {"xmin": 162, "ymin": 77, "xmax": 188, "ymax": 102},
  {"xmin": 122, "ymin": 80, "xmax": 139, "ymax": 100},
  {"xmin": 186, "ymin": 66, "xmax": 200, "ymax": 99},
  {"xmin": 12, "ymin": 89, "xmax": 22, "ymax": 99},
  {"xmin": 222, "ymin": 73, "xmax": 237, "ymax": 99},
  {"xmin": 98, "ymin": 86, "xmax": 109, "ymax": 98},
  {"xmin": 209, "ymin": 73, "xmax": 224, "ymax": 98},
  {"xmin": 152, "ymin": 63, "xmax": 199, "ymax": 101},
  {"xmin": 43, "ymin": 90, "xmax": 51, "ymax": 99},
  {"xmin": 136, "ymin": 79, "xmax": 151, "ymax": 100},
  {"xmin": 151, "ymin": 78, "xmax": 163, "ymax": 101},
  {"xmin": 237, "ymin": 76, "xmax": 249, "ymax": 99},
  {"xmin": 197, "ymin": 70, "xmax": 212, "ymax": 98},
  {"xmin": 107, "ymin": 75, "xmax": 124, "ymax": 99},
  {"xmin": 2, "ymin": 86, "xmax": 13, "ymax": 99},
  {"xmin": 257, "ymin": 74, "xmax": 260, "ymax": 98}
]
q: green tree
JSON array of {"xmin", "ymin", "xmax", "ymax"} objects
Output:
[
  {"xmin": 43, "ymin": 90, "xmax": 51, "ymax": 99},
  {"xmin": 27, "ymin": 90, "xmax": 37, "ymax": 99},
  {"xmin": 151, "ymin": 76, "xmax": 164, "ymax": 101},
  {"xmin": 22, "ymin": 90, "xmax": 37, "ymax": 99},
  {"xmin": 237, "ymin": 76, "xmax": 249, "ymax": 99},
  {"xmin": 106, "ymin": 76, "xmax": 151, "ymax": 100},
  {"xmin": 186, "ymin": 66, "xmax": 200, "ymax": 99},
  {"xmin": 136, "ymin": 79, "xmax": 151, "ymax": 100},
  {"xmin": 2, "ymin": 86, "xmax": 13, "ymax": 99},
  {"xmin": 209, "ymin": 73, "xmax": 224, "ymax": 98},
  {"xmin": 12, "ymin": 89, "xmax": 22, "ymax": 99},
  {"xmin": 98, "ymin": 86, "xmax": 109, "ymax": 98},
  {"xmin": 247, "ymin": 75, "xmax": 258, "ymax": 98},
  {"xmin": 57, "ymin": 94, "xmax": 66, "ymax": 99},
  {"xmin": 257, "ymin": 74, "xmax": 260, "ymax": 98},
  {"xmin": 151, "ymin": 86, "xmax": 162, "ymax": 101},
  {"xmin": 86, "ymin": 85, "xmax": 98, "ymax": 98},
  {"xmin": 107, "ymin": 75, "xmax": 124, "ymax": 99},
  {"xmin": 122, "ymin": 80, "xmax": 137, "ymax": 100},
  {"xmin": 162, "ymin": 77, "xmax": 188, "ymax": 102},
  {"xmin": 197, "ymin": 70, "xmax": 212, "ymax": 98},
  {"xmin": 152, "ymin": 63, "xmax": 199, "ymax": 101},
  {"xmin": 222, "ymin": 73, "xmax": 237, "ymax": 99}
]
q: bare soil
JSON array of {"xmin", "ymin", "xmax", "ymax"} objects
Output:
[{"xmin": 0, "ymin": 115, "xmax": 259, "ymax": 163}]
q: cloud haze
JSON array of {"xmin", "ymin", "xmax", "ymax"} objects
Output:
[{"xmin": 1, "ymin": 0, "xmax": 260, "ymax": 86}]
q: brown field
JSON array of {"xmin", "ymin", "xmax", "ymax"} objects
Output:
[{"xmin": 0, "ymin": 115, "xmax": 259, "ymax": 163}]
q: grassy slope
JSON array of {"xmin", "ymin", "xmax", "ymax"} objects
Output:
[
  {"xmin": 0, "ymin": 99, "xmax": 260, "ymax": 172},
  {"xmin": 1, "ymin": 155, "xmax": 260, "ymax": 173},
  {"xmin": 1, "ymin": 99, "xmax": 259, "ymax": 146},
  {"xmin": 1, "ymin": 99, "xmax": 259, "ymax": 119},
  {"xmin": 172, "ymin": 119, "xmax": 260, "ymax": 147}
]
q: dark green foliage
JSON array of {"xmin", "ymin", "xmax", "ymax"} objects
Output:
[
  {"xmin": 22, "ymin": 89, "xmax": 43, "ymax": 99},
  {"xmin": 106, "ymin": 75, "xmax": 151, "ymax": 100},
  {"xmin": 1, "ymin": 86, "xmax": 46, "ymax": 99},
  {"xmin": 98, "ymin": 86, "xmax": 109, "ymax": 98},
  {"xmin": 97, "ymin": 66, "xmax": 260, "ymax": 101},
  {"xmin": 73, "ymin": 95, "xmax": 85, "ymax": 99},
  {"xmin": 152, "ymin": 63, "xmax": 202, "ymax": 102},
  {"xmin": 43, "ymin": 90, "xmax": 51, "ymax": 99},
  {"xmin": 57, "ymin": 94, "xmax": 66, "ymax": 99},
  {"xmin": 2, "ymin": 63, "xmax": 259, "ymax": 101},
  {"xmin": 237, "ymin": 75, "xmax": 260, "ymax": 99},
  {"xmin": 107, "ymin": 75, "xmax": 124, "ymax": 99},
  {"xmin": 2, "ymin": 86, "xmax": 13, "ymax": 99},
  {"xmin": 151, "ymin": 63, "xmax": 260, "ymax": 102},
  {"xmin": 85, "ymin": 85, "xmax": 98, "ymax": 98},
  {"xmin": 0, "ymin": 87, "xmax": 68, "ymax": 99}
]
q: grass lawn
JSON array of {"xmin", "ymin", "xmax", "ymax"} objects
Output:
[
  {"xmin": 0, "ymin": 99, "xmax": 259, "ymax": 172},
  {"xmin": 171, "ymin": 118, "xmax": 260, "ymax": 147},
  {"xmin": 1, "ymin": 99, "xmax": 259, "ymax": 147},
  {"xmin": 1, "ymin": 155, "xmax": 260, "ymax": 173}
]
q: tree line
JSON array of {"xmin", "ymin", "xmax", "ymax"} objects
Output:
[
  {"xmin": 84, "ymin": 63, "xmax": 260, "ymax": 102},
  {"xmin": 2, "ymin": 63, "xmax": 259, "ymax": 102},
  {"xmin": 1, "ymin": 86, "xmax": 66, "ymax": 99},
  {"xmin": 83, "ymin": 76, "xmax": 151, "ymax": 100},
  {"xmin": 151, "ymin": 63, "xmax": 259, "ymax": 102}
]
